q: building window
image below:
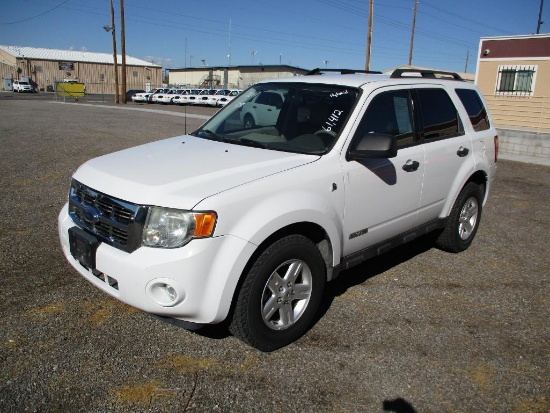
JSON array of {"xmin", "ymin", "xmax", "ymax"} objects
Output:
[
  {"xmin": 99, "ymin": 74, "xmax": 105, "ymax": 81},
  {"xmin": 133, "ymin": 71, "xmax": 138, "ymax": 77},
  {"xmin": 496, "ymin": 65, "xmax": 537, "ymax": 96}
]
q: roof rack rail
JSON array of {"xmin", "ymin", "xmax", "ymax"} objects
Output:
[
  {"xmin": 306, "ymin": 68, "xmax": 382, "ymax": 76},
  {"xmin": 390, "ymin": 68, "xmax": 463, "ymax": 81}
]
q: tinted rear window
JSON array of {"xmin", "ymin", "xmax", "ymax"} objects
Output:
[
  {"xmin": 455, "ymin": 88, "xmax": 490, "ymax": 132},
  {"xmin": 416, "ymin": 89, "xmax": 460, "ymax": 140}
]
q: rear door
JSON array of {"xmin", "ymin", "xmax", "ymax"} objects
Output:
[{"xmin": 413, "ymin": 87, "xmax": 475, "ymax": 223}]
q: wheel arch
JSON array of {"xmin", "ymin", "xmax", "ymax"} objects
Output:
[
  {"xmin": 466, "ymin": 169, "xmax": 488, "ymax": 202},
  {"xmin": 243, "ymin": 111, "xmax": 256, "ymax": 125},
  {"xmin": 252, "ymin": 222, "xmax": 335, "ymax": 280},
  {"xmin": 443, "ymin": 168, "xmax": 488, "ymax": 218},
  {"xmin": 225, "ymin": 223, "xmax": 333, "ymax": 336}
]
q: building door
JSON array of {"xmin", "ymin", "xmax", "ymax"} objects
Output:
[{"xmin": 4, "ymin": 77, "xmax": 13, "ymax": 91}]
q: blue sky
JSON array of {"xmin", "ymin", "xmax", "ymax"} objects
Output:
[{"xmin": 1, "ymin": 0, "xmax": 547, "ymax": 73}]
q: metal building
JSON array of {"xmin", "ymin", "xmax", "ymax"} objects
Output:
[
  {"xmin": 0, "ymin": 45, "xmax": 162, "ymax": 94},
  {"xmin": 168, "ymin": 65, "xmax": 308, "ymax": 90}
]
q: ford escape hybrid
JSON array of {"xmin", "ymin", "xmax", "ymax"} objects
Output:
[{"xmin": 59, "ymin": 68, "xmax": 498, "ymax": 351}]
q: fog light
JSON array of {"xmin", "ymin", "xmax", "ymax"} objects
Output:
[
  {"xmin": 166, "ymin": 285, "xmax": 177, "ymax": 301},
  {"xmin": 146, "ymin": 278, "xmax": 184, "ymax": 307}
]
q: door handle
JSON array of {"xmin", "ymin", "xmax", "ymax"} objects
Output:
[
  {"xmin": 402, "ymin": 160, "xmax": 420, "ymax": 172},
  {"xmin": 457, "ymin": 146, "xmax": 469, "ymax": 157}
]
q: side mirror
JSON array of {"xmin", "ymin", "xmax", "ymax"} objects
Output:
[{"xmin": 347, "ymin": 133, "xmax": 398, "ymax": 160}]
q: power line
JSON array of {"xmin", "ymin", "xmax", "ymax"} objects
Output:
[
  {"xmin": 0, "ymin": 0, "xmax": 70, "ymax": 25},
  {"xmin": 4, "ymin": 0, "xmax": 484, "ymax": 70},
  {"xmin": 420, "ymin": 0, "xmax": 509, "ymax": 35},
  {"xmin": 316, "ymin": 0, "xmax": 477, "ymax": 48}
]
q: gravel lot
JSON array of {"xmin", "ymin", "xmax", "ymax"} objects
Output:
[{"xmin": 1, "ymin": 94, "xmax": 549, "ymax": 413}]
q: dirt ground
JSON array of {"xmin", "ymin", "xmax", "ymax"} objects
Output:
[{"xmin": 1, "ymin": 96, "xmax": 548, "ymax": 413}]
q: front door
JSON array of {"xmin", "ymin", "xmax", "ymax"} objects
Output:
[{"xmin": 341, "ymin": 88, "xmax": 424, "ymax": 256}]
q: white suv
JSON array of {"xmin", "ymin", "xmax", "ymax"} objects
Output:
[
  {"xmin": 13, "ymin": 80, "xmax": 33, "ymax": 92},
  {"xmin": 58, "ymin": 68, "xmax": 498, "ymax": 351},
  {"xmin": 239, "ymin": 89, "xmax": 285, "ymax": 128}
]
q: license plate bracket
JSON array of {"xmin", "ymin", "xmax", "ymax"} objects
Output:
[{"xmin": 69, "ymin": 227, "xmax": 100, "ymax": 270}]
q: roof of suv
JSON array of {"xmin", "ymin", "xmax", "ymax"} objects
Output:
[{"xmin": 263, "ymin": 68, "xmax": 468, "ymax": 89}]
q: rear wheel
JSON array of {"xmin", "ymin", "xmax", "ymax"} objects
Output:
[
  {"xmin": 229, "ymin": 235, "xmax": 326, "ymax": 351},
  {"xmin": 436, "ymin": 182, "xmax": 483, "ymax": 252}
]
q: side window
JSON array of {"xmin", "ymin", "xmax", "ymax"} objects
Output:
[
  {"xmin": 256, "ymin": 92, "xmax": 283, "ymax": 108},
  {"xmin": 416, "ymin": 89, "xmax": 461, "ymax": 140},
  {"xmin": 455, "ymin": 88, "xmax": 490, "ymax": 132},
  {"xmin": 352, "ymin": 90, "xmax": 415, "ymax": 148}
]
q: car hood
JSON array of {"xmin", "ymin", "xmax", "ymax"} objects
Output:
[{"xmin": 73, "ymin": 135, "xmax": 318, "ymax": 208}]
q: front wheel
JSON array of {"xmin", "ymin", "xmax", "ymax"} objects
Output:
[
  {"xmin": 436, "ymin": 182, "xmax": 483, "ymax": 253},
  {"xmin": 229, "ymin": 235, "xmax": 326, "ymax": 351}
]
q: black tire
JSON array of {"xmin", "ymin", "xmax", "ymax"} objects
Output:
[
  {"xmin": 243, "ymin": 114, "xmax": 255, "ymax": 129},
  {"xmin": 229, "ymin": 235, "xmax": 326, "ymax": 351},
  {"xmin": 436, "ymin": 182, "xmax": 483, "ymax": 253}
]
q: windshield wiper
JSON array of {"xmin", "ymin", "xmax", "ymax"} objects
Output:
[
  {"xmin": 236, "ymin": 138, "xmax": 269, "ymax": 149},
  {"xmin": 198, "ymin": 131, "xmax": 270, "ymax": 149},
  {"xmin": 197, "ymin": 129, "xmax": 228, "ymax": 142}
]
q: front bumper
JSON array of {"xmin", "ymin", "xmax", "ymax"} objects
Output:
[{"xmin": 58, "ymin": 203, "xmax": 255, "ymax": 324}]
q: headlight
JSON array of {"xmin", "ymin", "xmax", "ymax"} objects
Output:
[{"xmin": 142, "ymin": 207, "xmax": 217, "ymax": 248}]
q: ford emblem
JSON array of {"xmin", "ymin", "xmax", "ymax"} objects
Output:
[{"xmin": 82, "ymin": 205, "xmax": 101, "ymax": 224}]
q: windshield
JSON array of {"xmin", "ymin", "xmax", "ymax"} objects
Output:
[{"xmin": 193, "ymin": 82, "xmax": 359, "ymax": 155}]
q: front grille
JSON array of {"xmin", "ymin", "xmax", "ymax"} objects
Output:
[{"xmin": 68, "ymin": 179, "xmax": 148, "ymax": 252}]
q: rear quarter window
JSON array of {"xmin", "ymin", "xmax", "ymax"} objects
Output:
[{"xmin": 455, "ymin": 88, "xmax": 490, "ymax": 132}]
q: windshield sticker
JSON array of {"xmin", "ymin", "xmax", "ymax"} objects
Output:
[
  {"xmin": 323, "ymin": 109, "xmax": 344, "ymax": 132},
  {"xmin": 330, "ymin": 90, "xmax": 349, "ymax": 98}
]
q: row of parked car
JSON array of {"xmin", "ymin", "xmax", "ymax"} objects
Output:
[{"xmin": 130, "ymin": 88, "xmax": 241, "ymax": 107}]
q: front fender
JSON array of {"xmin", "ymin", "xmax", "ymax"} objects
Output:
[{"xmin": 198, "ymin": 164, "xmax": 345, "ymax": 268}]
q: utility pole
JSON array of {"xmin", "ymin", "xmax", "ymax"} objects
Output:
[
  {"xmin": 464, "ymin": 50, "xmax": 470, "ymax": 73},
  {"xmin": 365, "ymin": 0, "xmax": 374, "ymax": 71},
  {"xmin": 537, "ymin": 0, "xmax": 545, "ymax": 34},
  {"xmin": 108, "ymin": 0, "xmax": 119, "ymax": 104},
  {"xmin": 120, "ymin": 0, "xmax": 127, "ymax": 103},
  {"xmin": 408, "ymin": 0, "xmax": 419, "ymax": 66}
]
